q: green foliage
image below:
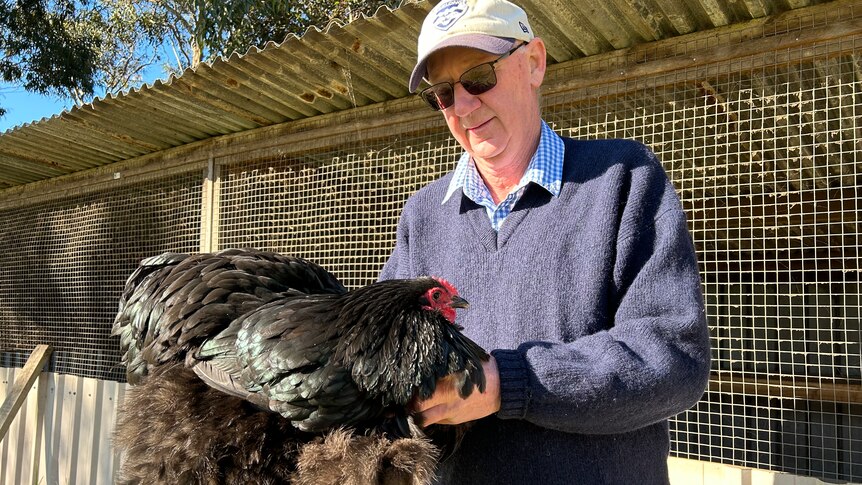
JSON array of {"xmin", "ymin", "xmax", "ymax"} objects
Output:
[
  {"xmin": 1, "ymin": 0, "xmax": 398, "ymax": 116},
  {"xmin": 156, "ymin": 0, "xmax": 399, "ymax": 75},
  {"xmin": 0, "ymin": 0, "xmax": 101, "ymax": 115},
  {"xmin": 68, "ymin": 0, "xmax": 169, "ymax": 103}
]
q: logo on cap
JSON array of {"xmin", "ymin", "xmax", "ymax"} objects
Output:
[
  {"xmin": 432, "ymin": 0, "xmax": 469, "ymax": 31},
  {"xmin": 519, "ymin": 21, "xmax": 529, "ymax": 34}
]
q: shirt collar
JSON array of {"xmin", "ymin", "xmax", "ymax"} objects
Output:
[{"xmin": 443, "ymin": 120, "xmax": 565, "ymax": 205}]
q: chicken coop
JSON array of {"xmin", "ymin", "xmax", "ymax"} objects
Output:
[{"xmin": 1, "ymin": 0, "xmax": 861, "ymax": 483}]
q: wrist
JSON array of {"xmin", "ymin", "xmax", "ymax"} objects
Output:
[{"xmin": 484, "ymin": 355, "xmax": 502, "ymax": 414}]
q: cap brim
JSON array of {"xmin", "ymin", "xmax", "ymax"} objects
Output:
[{"xmin": 409, "ymin": 34, "xmax": 516, "ymax": 92}]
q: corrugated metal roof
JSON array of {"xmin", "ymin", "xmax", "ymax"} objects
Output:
[{"xmin": 0, "ymin": 0, "xmax": 833, "ymax": 189}]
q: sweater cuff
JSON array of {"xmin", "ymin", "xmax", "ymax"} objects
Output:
[{"xmin": 491, "ymin": 349, "xmax": 530, "ymax": 420}]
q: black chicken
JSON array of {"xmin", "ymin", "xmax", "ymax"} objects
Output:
[
  {"xmin": 114, "ymin": 249, "xmax": 347, "ymax": 385},
  {"xmin": 112, "ymin": 248, "xmax": 487, "ymax": 484}
]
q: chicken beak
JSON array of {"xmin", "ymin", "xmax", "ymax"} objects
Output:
[{"xmin": 449, "ymin": 295, "xmax": 469, "ymax": 309}]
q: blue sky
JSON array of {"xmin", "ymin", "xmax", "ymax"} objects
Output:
[
  {"xmin": 0, "ymin": 62, "xmax": 170, "ymax": 133},
  {"xmin": 0, "ymin": 85, "xmax": 74, "ymax": 133}
]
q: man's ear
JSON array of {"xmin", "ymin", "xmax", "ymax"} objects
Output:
[{"xmin": 527, "ymin": 37, "xmax": 547, "ymax": 89}]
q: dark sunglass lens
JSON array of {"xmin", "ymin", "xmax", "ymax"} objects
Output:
[
  {"xmin": 420, "ymin": 90, "xmax": 441, "ymax": 110},
  {"xmin": 423, "ymin": 84, "xmax": 455, "ymax": 110},
  {"xmin": 460, "ymin": 63, "xmax": 496, "ymax": 95}
]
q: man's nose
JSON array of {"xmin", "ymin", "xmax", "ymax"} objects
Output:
[{"xmin": 451, "ymin": 82, "xmax": 481, "ymax": 117}]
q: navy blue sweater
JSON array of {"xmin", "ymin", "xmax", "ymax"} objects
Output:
[{"xmin": 379, "ymin": 137, "xmax": 711, "ymax": 484}]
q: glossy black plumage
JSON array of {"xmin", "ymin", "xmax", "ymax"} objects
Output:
[
  {"xmin": 112, "ymin": 248, "xmax": 346, "ymax": 384},
  {"xmin": 112, "ymin": 248, "xmax": 488, "ymax": 484},
  {"xmin": 215, "ymin": 277, "xmax": 488, "ymax": 433}
]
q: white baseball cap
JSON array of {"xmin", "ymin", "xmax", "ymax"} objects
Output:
[{"xmin": 409, "ymin": 0, "xmax": 534, "ymax": 92}]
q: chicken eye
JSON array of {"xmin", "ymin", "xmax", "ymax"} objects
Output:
[{"xmin": 431, "ymin": 289, "xmax": 442, "ymax": 301}]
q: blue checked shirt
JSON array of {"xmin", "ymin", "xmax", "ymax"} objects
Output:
[{"xmin": 442, "ymin": 121, "xmax": 565, "ymax": 231}]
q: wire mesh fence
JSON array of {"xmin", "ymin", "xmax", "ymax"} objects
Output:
[
  {"xmin": 218, "ymin": 128, "xmax": 458, "ymax": 289},
  {"xmin": 0, "ymin": 172, "xmax": 203, "ymax": 380},
  {"xmin": 1, "ymin": 4, "xmax": 861, "ymax": 482}
]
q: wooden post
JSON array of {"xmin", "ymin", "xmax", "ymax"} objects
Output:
[
  {"xmin": 200, "ymin": 150, "xmax": 221, "ymax": 253},
  {"xmin": 0, "ymin": 345, "xmax": 52, "ymax": 441}
]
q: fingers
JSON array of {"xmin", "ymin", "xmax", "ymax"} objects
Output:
[
  {"xmin": 412, "ymin": 375, "xmax": 458, "ymax": 412},
  {"xmin": 417, "ymin": 403, "xmax": 451, "ymax": 426},
  {"xmin": 411, "ymin": 366, "xmax": 501, "ymax": 426},
  {"xmin": 411, "ymin": 391, "xmax": 444, "ymax": 413},
  {"xmin": 412, "ymin": 379, "xmax": 459, "ymax": 425}
]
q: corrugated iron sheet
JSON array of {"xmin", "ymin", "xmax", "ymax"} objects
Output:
[
  {"xmin": 0, "ymin": 0, "xmax": 833, "ymax": 189},
  {"xmin": 0, "ymin": 368, "xmax": 125, "ymax": 485}
]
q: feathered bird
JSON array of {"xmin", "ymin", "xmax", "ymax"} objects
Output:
[
  {"xmin": 114, "ymin": 249, "xmax": 347, "ymax": 385},
  {"xmin": 112, "ymin": 248, "xmax": 487, "ymax": 484}
]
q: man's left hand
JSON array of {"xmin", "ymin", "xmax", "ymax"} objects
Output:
[{"xmin": 413, "ymin": 355, "xmax": 501, "ymax": 426}]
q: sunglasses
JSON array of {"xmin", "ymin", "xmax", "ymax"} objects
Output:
[{"xmin": 418, "ymin": 41, "xmax": 530, "ymax": 111}]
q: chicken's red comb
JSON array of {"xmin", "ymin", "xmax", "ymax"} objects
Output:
[{"xmin": 432, "ymin": 276, "xmax": 458, "ymax": 295}]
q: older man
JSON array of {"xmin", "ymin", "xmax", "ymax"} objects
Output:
[{"xmin": 379, "ymin": 0, "xmax": 712, "ymax": 483}]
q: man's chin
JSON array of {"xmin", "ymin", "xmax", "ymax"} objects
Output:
[{"xmin": 466, "ymin": 140, "xmax": 507, "ymax": 163}]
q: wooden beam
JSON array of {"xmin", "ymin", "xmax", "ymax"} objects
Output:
[
  {"xmin": 542, "ymin": 2, "xmax": 862, "ymax": 99},
  {"xmin": 708, "ymin": 372, "xmax": 862, "ymax": 403},
  {"xmin": 0, "ymin": 345, "xmax": 53, "ymax": 441}
]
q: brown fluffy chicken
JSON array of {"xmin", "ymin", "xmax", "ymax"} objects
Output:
[{"xmin": 112, "ymin": 248, "xmax": 487, "ymax": 484}]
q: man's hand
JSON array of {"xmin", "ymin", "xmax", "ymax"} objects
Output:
[{"xmin": 413, "ymin": 355, "xmax": 501, "ymax": 426}]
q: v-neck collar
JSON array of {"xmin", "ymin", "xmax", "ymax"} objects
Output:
[{"xmin": 459, "ymin": 184, "xmax": 549, "ymax": 252}]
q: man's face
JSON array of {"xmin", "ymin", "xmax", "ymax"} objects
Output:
[{"xmin": 426, "ymin": 40, "xmax": 546, "ymax": 166}]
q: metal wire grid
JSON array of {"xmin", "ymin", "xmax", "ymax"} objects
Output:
[
  {"xmin": 0, "ymin": 172, "xmax": 203, "ymax": 380},
  {"xmin": 217, "ymin": 125, "xmax": 460, "ymax": 289},
  {"xmin": 685, "ymin": 53, "xmax": 860, "ymax": 481},
  {"xmin": 539, "ymin": 36, "xmax": 861, "ymax": 481}
]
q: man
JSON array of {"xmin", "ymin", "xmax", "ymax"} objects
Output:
[{"xmin": 379, "ymin": 0, "xmax": 712, "ymax": 483}]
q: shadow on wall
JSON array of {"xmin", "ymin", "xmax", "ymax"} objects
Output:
[
  {"xmin": 0, "ymin": 176, "xmax": 202, "ymax": 382},
  {"xmin": 776, "ymin": 399, "xmax": 862, "ymax": 484}
]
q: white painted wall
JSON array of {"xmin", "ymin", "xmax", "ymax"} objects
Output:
[
  {"xmin": 0, "ymin": 368, "xmax": 125, "ymax": 485},
  {"xmin": 669, "ymin": 457, "xmax": 860, "ymax": 485}
]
